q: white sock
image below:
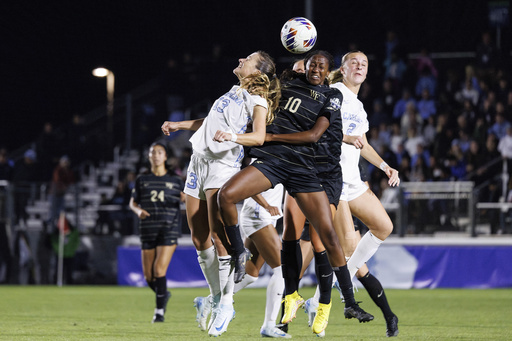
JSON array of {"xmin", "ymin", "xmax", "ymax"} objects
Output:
[
  {"xmin": 263, "ymin": 266, "xmax": 284, "ymax": 328},
  {"xmin": 234, "ymin": 274, "xmax": 258, "ymax": 294},
  {"xmin": 311, "ymin": 285, "xmax": 320, "ymax": 306},
  {"xmin": 347, "ymin": 232, "xmax": 383, "ymax": 279},
  {"xmin": 197, "ymin": 245, "xmax": 220, "ymax": 297},
  {"xmin": 154, "ymin": 308, "xmax": 164, "ymax": 315},
  {"xmin": 218, "ymin": 256, "xmax": 234, "ymax": 306}
]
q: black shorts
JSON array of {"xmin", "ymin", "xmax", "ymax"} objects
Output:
[
  {"xmin": 319, "ymin": 173, "xmax": 343, "ymax": 208},
  {"xmin": 140, "ymin": 226, "xmax": 179, "ymax": 250},
  {"xmin": 251, "ymin": 158, "xmax": 323, "ymax": 197}
]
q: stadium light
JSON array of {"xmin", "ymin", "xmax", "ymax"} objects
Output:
[{"xmin": 92, "ymin": 67, "xmax": 115, "ymax": 154}]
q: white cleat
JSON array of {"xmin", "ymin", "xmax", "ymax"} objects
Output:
[
  {"xmin": 193, "ymin": 296, "xmax": 212, "ymax": 331},
  {"xmin": 304, "ymin": 298, "xmax": 318, "ymax": 328},
  {"xmin": 208, "ymin": 303, "xmax": 235, "ymax": 337},
  {"xmin": 260, "ymin": 326, "xmax": 292, "ymax": 338}
]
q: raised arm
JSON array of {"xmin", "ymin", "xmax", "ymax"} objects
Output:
[{"xmin": 161, "ymin": 118, "xmax": 205, "ymax": 135}]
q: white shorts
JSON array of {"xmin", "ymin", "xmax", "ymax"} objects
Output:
[
  {"xmin": 184, "ymin": 154, "xmax": 240, "ymax": 200},
  {"xmin": 240, "ymin": 184, "xmax": 284, "ymax": 237},
  {"xmin": 339, "ymin": 180, "xmax": 368, "ymax": 202}
]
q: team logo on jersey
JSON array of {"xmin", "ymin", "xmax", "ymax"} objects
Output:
[
  {"xmin": 310, "ymin": 90, "xmax": 320, "ymax": 100},
  {"xmin": 328, "ymin": 97, "xmax": 341, "ymax": 111},
  {"xmin": 165, "ymin": 183, "xmax": 175, "ymax": 189}
]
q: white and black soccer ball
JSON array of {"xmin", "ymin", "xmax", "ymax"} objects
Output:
[{"xmin": 280, "ymin": 17, "xmax": 317, "ymax": 54}]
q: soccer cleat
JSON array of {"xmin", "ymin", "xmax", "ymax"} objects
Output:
[
  {"xmin": 281, "ymin": 291, "xmax": 305, "ymax": 324},
  {"xmin": 152, "ymin": 313, "xmax": 164, "ymax": 323},
  {"xmin": 344, "ymin": 303, "xmax": 374, "ymax": 323},
  {"xmin": 208, "ymin": 294, "xmax": 221, "ymax": 331},
  {"xmin": 194, "ymin": 296, "xmax": 212, "ymax": 331},
  {"xmin": 386, "ymin": 314, "xmax": 399, "ymax": 337},
  {"xmin": 208, "ymin": 303, "xmax": 235, "ymax": 337},
  {"xmin": 164, "ymin": 291, "xmax": 171, "ymax": 313},
  {"xmin": 304, "ymin": 298, "xmax": 318, "ymax": 327},
  {"xmin": 232, "ymin": 248, "xmax": 252, "ymax": 284},
  {"xmin": 276, "ymin": 323, "xmax": 288, "ymax": 333},
  {"xmin": 312, "ymin": 301, "xmax": 331, "ymax": 335},
  {"xmin": 260, "ymin": 326, "xmax": 292, "ymax": 338}
]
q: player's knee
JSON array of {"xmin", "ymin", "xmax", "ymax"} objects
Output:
[{"xmin": 218, "ymin": 185, "xmax": 236, "ymax": 207}]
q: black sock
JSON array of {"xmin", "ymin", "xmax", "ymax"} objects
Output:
[
  {"xmin": 281, "ymin": 239, "xmax": 302, "ymax": 295},
  {"xmin": 155, "ymin": 276, "xmax": 167, "ymax": 310},
  {"xmin": 147, "ymin": 279, "xmax": 156, "ymax": 293},
  {"xmin": 358, "ymin": 271, "xmax": 394, "ymax": 318},
  {"xmin": 333, "ymin": 265, "xmax": 356, "ymax": 307},
  {"xmin": 225, "ymin": 224, "xmax": 245, "ymax": 256},
  {"xmin": 314, "ymin": 251, "xmax": 333, "ymax": 304}
]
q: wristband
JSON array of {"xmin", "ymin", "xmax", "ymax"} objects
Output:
[
  {"xmin": 230, "ymin": 133, "xmax": 238, "ymax": 142},
  {"xmin": 380, "ymin": 162, "xmax": 389, "ymax": 171}
]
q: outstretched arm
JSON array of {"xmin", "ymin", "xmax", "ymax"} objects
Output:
[
  {"xmin": 161, "ymin": 118, "xmax": 205, "ymax": 135},
  {"xmin": 360, "ymin": 134, "xmax": 400, "ymax": 187},
  {"xmin": 265, "ymin": 116, "xmax": 330, "ymax": 144}
]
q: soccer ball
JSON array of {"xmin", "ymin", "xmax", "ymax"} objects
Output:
[{"xmin": 280, "ymin": 17, "xmax": 317, "ymax": 54}]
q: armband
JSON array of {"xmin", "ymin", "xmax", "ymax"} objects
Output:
[
  {"xmin": 380, "ymin": 162, "xmax": 389, "ymax": 171},
  {"xmin": 230, "ymin": 133, "xmax": 238, "ymax": 142}
]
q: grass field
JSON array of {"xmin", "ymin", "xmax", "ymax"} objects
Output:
[{"xmin": 1, "ymin": 286, "xmax": 511, "ymax": 340}]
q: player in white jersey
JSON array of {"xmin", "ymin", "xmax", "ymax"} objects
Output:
[
  {"xmin": 161, "ymin": 51, "xmax": 281, "ymax": 337},
  {"xmin": 330, "ymin": 51, "xmax": 400, "ymax": 337}
]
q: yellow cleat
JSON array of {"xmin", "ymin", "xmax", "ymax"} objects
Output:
[
  {"xmin": 312, "ymin": 301, "xmax": 332, "ymax": 335},
  {"xmin": 281, "ymin": 291, "xmax": 305, "ymax": 324}
]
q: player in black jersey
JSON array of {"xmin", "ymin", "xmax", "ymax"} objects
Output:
[
  {"xmin": 129, "ymin": 142, "xmax": 185, "ymax": 323},
  {"xmin": 217, "ymin": 51, "xmax": 371, "ymax": 336}
]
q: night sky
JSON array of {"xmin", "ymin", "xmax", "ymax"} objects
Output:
[{"xmin": 1, "ymin": 0, "xmax": 507, "ymax": 153}]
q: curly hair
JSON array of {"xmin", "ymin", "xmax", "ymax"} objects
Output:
[{"xmin": 239, "ymin": 51, "xmax": 281, "ymax": 125}]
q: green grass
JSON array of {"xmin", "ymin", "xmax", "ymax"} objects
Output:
[{"xmin": 0, "ymin": 286, "xmax": 511, "ymax": 340}]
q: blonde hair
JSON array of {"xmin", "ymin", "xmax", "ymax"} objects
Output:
[
  {"xmin": 328, "ymin": 50, "xmax": 367, "ymax": 84},
  {"xmin": 239, "ymin": 51, "xmax": 281, "ymax": 125}
]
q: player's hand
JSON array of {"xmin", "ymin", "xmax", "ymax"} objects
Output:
[
  {"xmin": 265, "ymin": 205, "xmax": 281, "ymax": 216},
  {"xmin": 161, "ymin": 121, "xmax": 179, "ymax": 135},
  {"xmin": 384, "ymin": 166, "xmax": 400, "ymax": 187},
  {"xmin": 213, "ymin": 130, "xmax": 232, "ymax": 143},
  {"xmin": 138, "ymin": 209, "xmax": 150, "ymax": 219},
  {"xmin": 344, "ymin": 135, "xmax": 365, "ymax": 149}
]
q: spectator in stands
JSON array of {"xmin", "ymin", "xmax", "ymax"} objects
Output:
[
  {"xmin": 415, "ymin": 47, "xmax": 438, "ymax": 78},
  {"xmin": 383, "ymin": 52, "xmax": 407, "ymax": 90},
  {"xmin": 369, "ymin": 99, "xmax": 390, "ymax": 128},
  {"xmin": 47, "ymin": 156, "xmax": 75, "ymax": 231},
  {"xmin": 65, "ymin": 114, "xmax": 87, "ymax": 166},
  {"xmin": 488, "ymin": 110, "xmax": 511, "ymax": 139},
  {"xmin": 389, "ymin": 122, "xmax": 403, "ymax": 154},
  {"xmin": 12, "ymin": 149, "xmax": 38, "ymax": 228},
  {"xmin": 36, "ymin": 122, "xmax": 61, "ymax": 182},
  {"xmin": 381, "ymin": 79, "xmax": 397, "ymax": 116},
  {"xmin": 452, "ymin": 129, "xmax": 472, "ymax": 154},
  {"xmin": 472, "ymin": 117, "xmax": 488, "ymax": 148},
  {"xmin": 498, "ymin": 125, "xmax": 512, "ymax": 173},
  {"xmin": 404, "ymin": 126, "xmax": 425, "ymax": 158},
  {"xmin": 417, "ymin": 88, "xmax": 437, "ymax": 121},
  {"xmin": 455, "ymin": 79, "xmax": 480, "ymax": 107},
  {"xmin": 415, "ymin": 66, "xmax": 437, "ymax": 98},
  {"xmin": 446, "ymin": 145, "xmax": 467, "ymax": 180},
  {"xmin": 422, "ymin": 115, "xmax": 437, "ymax": 148},
  {"xmin": 495, "ymin": 78, "xmax": 509, "ymax": 104},
  {"xmin": 392, "ymin": 89, "xmax": 415, "ymax": 122},
  {"xmin": 475, "ymin": 31, "xmax": 498, "ymax": 76},
  {"xmin": 400, "ymin": 101, "xmax": 422, "ymax": 138}
]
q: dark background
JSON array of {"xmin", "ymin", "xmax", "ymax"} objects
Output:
[{"xmin": 1, "ymin": 0, "xmax": 509, "ymax": 151}]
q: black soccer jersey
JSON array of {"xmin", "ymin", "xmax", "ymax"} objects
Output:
[
  {"xmin": 250, "ymin": 76, "xmax": 343, "ymax": 171},
  {"xmin": 131, "ymin": 172, "xmax": 184, "ymax": 231}
]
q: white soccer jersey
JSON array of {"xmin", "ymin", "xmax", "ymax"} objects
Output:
[
  {"xmin": 189, "ymin": 85, "xmax": 268, "ymax": 167},
  {"xmin": 331, "ymin": 82, "xmax": 369, "ymax": 185}
]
